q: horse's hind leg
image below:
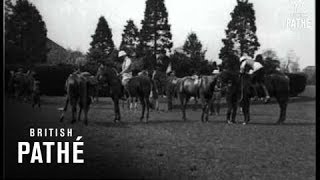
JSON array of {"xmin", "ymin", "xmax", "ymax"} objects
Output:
[
  {"xmin": 277, "ymin": 101, "xmax": 287, "ymax": 124},
  {"xmin": 77, "ymin": 107, "xmax": 82, "ymax": 122},
  {"xmin": 139, "ymin": 96, "xmax": 145, "ymax": 122},
  {"xmin": 84, "ymin": 107, "xmax": 89, "ymax": 126},
  {"xmin": 145, "ymin": 97, "xmax": 150, "ymax": 123},
  {"xmin": 71, "ymin": 105, "xmax": 77, "ymax": 124}
]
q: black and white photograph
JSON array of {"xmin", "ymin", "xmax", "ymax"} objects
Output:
[{"xmin": 3, "ymin": 0, "xmax": 316, "ymax": 179}]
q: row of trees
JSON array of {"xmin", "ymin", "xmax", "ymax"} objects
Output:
[
  {"xmin": 87, "ymin": 0, "xmax": 214, "ymax": 76},
  {"xmin": 5, "ymin": 0, "xmax": 307, "ymax": 78}
]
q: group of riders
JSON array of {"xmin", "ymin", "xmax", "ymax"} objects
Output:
[
  {"xmin": 7, "ymin": 48, "xmax": 271, "ymax": 112},
  {"xmin": 7, "ymin": 68, "xmax": 41, "ymax": 108}
]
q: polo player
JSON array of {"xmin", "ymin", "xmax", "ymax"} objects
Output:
[
  {"xmin": 240, "ymin": 53, "xmax": 270, "ymax": 103},
  {"xmin": 210, "ymin": 69, "xmax": 222, "ymax": 115},
  {"xmin": 119, "ymin": 50, "xmax": 133, "ymax": 86}
]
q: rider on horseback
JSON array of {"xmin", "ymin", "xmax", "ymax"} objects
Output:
[
  {"xmin": 118, "ymin": 50, "xmax": 133, "ymax": 99},
  {"xmin": 240, "ymin": 53, "xmax": 270, "ymax": 103}
]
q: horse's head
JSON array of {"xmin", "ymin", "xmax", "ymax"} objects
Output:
[
  {"xmin": 96, "ymin": 64, "xmax": 118, "ymax": 83},
  {"xmin": 218, "ymin": 70, "xmax": 241, "ymax": 93}
]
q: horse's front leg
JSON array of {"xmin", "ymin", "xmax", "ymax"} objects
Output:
[
  {"xmin": 241, "ymin": 99, "xmax": 250, "ymax": 125},
  {"xmin": 205, "ymin": 99, "xmax": 211, "ymax": 122},
  {"xmin": 183, "ymin": 96, "xmax": 190, "ymax": 121},
  {"xmin": 276, "ymin": 100, "xmax": 287, "ymax": 124},
  {"xmin": 178, "ymin": 93, "xmax": 186, "ymax": 121},
  {"xmin": 112, "ymin": 97, "xmax": 121, "ymax": 122},
  {"xmin": 77, "ymin": 107, "xmax": 82, "ymax": 122},
  {"xmin": 60, "ymin": 96, "xmax": 69, "ymax": 122},
  {"xmin": 129, "ymin": 97, "xmax": 134, "ymax": 111},
  {"xmin": 145, "ymin": 97, "xmax": 150, "ymax": 123},
  {"xmin": 226, "ymin": 99, "xmax": 232, "ymax": 124},
  {"xmin": 200, "ymin": 95, "xmax": 206, "ymax": 122},
  {"xmin": 231, "ymin": 102, "xmax": 238, "ymax": 123}
]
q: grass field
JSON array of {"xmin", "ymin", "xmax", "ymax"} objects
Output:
[{"xmin": 4, "ymin": 93, "xmax": 315, "ymax": 179}]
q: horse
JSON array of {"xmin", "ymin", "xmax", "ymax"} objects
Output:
[
  {"xmin": 176, "ymin": 75, "xmax": 217, "ymax": 121},
  {"xmin": 126, "ymin": 73, "xmax": 153, "ymax": 122},
  {"xmin": 60, "ymin": 72, "xmax": 98, "ymax": 125},
  {"xmin": 240, "ymin": 71, "xmax": 290, "ymax": 124},
  {"xmin": 198, "ymin": 75, "xmax": 219, "ymax": 122},
  {"xmin": 96, "ymin": 65, "xmax": 123, "ymax": 123},
  {"xmin": 151, "ymin": 71, "xmax": 198, "ymax": 112}
]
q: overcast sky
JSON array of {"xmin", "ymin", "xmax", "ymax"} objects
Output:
[{"xmin": 27, "ymin": 0, "xmax": 315, "ymax": 68}]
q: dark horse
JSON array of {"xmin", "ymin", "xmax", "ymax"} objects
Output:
[
  {"xmin": 240, "ymin": 71, "xmax": 290, "ymax": 124},
  {"xmin": 177, "ymin": 75, "xmax": 218, "ymax": 121},
  {"xmin": 96, "ymin": 65, "xmax": 123, "ymax": 122},
  {"xmin": 96, "ymin": 65, "xmax": 153, "ymax": 123},
  {"xmin": 126, "ymin": 73, "xmax": 153, "ymax": 122}
]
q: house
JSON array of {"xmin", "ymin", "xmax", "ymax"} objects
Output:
[{"xmin": 46, "ymin": 38, "xmax": 68, "ymax": 64}]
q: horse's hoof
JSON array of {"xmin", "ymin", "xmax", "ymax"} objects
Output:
[{"xmin": 227, "ymin": 120, "xmax": 234, "ymax": 124}]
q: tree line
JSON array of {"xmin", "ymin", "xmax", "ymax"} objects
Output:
[{"xmin": 5, "ymin": 0, "xmax": 308, "ymax": 78}]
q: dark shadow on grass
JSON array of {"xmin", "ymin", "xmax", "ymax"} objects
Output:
[
  {"xmin": 245, "ymin": 122, "xmax": 315, "ymax": 126},
  {"xmin": 92, "ymin": 121, "xmax": 130, "ymax": 128},
  {"xmin": 90, "ymin": 106, "xmax": 114, "ymax": 110},
  {"xmin": 143, "ymin": 119, "xmax": 198, "ymax": 124},
  {"xmin": 171, "ymin": 96, "xmax": 315, "ymax": 110}
]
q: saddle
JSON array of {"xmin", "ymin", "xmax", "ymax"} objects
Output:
[{"xmin": 191, "ymin": 75, "xmax": 202, "ymax": 87}]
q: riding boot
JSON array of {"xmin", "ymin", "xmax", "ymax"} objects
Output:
[
  {"xmin": 261, "ymin": 84, "xmax": 270, "ymax": 103},
  {"xmin": 252, "ymin": 85, "xmax": 259, "ymax": 101}
]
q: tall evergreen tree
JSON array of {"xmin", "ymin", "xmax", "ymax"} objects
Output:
[
  {"xmin": 182, "ymin": 32, "xmax": 207, "ymax": 74},
  {"xmin": 139, "ymin": 0, "xmax": 173, "ymax": 68},
  {"xmin": 5, "ymin": 0, "xmax": 48, "ymax": 64},
  {"xmin": 183, "ymin": 32, "xmax": 206, "ymax": 61},
  {"xmin": 87, "ymin": 16, "xmax": 115, "ymax": 64},
  {"xmin": 119, "ymin": 19, "xmax": 139, "ymax": 57},
  {"xmin": 219, "ymin": 0, "xmax": 260, "ymax": 69}
]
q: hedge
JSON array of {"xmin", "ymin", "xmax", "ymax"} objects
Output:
[{"xmin": 285, "ymin": 72, "xmax": 307, "ymax": 96}]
